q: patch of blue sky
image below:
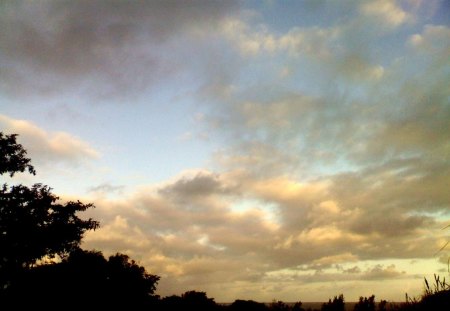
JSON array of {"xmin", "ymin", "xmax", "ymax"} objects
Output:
[{"xmin": 243, "ymin": 0, "xmax": 357, "ymax": 33}]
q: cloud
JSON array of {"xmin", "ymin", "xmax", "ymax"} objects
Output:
[
  {"xmin": 360, "ymin": 0, "xmax": 411, "ymax": 27},
  {"xmin": 83, "ymin": 215, "xmax": 151, "ymax": 252},
  {"xmin": 263, "ymin": 263, "xmax": 408, "ymax": 286},
  {"xmin": 0, "ymin": 0, "xmax": 238, "ymax": 99},
  {"xmin": 361, "ymin": 264, "xmax": 407, "ymax": 280},
  {"xmin": 218, "ymin": 7, "xmax": 398, "ymax": 84},
  {"xmin": 81, "ymin": 160, "xmax": 449, "ymax": 300},
  {"xmin": 4, "ymin": 0, "xmax": 447, "ymax": 302},
  {"xmin": 0, "ymin": 114, "xmax": 100, "ymax": 167},
  {"xmin": 207, "ymin": 23, "xmax": 450, "ymax": 173},
  {"xmin": 407, "ymin": 24, "xmax": 450, "ymax": 67},
  {"xmin": 220, "ymin": 16, "xmax": 340, "ymax": 60},
  {"xmin": 87, "ymin": 183, "xmax": 125, "ymax": 195},
  {"xmin": 159, "ymin": 171, "xmax": 226, "ymax": 199}
]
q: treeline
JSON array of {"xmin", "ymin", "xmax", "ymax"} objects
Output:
[
  {"xmin": 3, "ymin": 255, "xmax": 450, "ymax": 311},
  {"xmin": 1, "ymin": 132, "xmax": 449, "ymax": 310}
]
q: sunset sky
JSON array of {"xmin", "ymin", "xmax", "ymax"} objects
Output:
[{"xmin": 1, "ymin": 0, "xmax": 449, "ymax": 302}]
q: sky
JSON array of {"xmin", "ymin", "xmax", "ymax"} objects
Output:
[{"xmin": 1, "ymin": 0, "xmax": 449, "ymax": 303}]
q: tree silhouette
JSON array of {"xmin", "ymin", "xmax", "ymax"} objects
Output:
[
  {"xmin": 270, "ymin": 300, "xmax": 290, "ymax": 311},
  {"xmin": 291, "ymin": 301, "xmax": 305, "ymax": 311},
  {"xmin": 230, "ymin": 299, "xmax": 269, "ymax": 311},
  {"xmin": 354, "ymin": 295, "xmax": 375, "ymax": 311},
  {"xmin": 182, "ymin": 290, "xmax": 219, "ymax": 310},
  {"xmin": 0, "ymin": 132, "xmax": 98, "ymax": 291},
  {"xmin": 1, "ymin": 132, "xmax": 161, "ymax": 310},
  {"xmin": 0, "ymin": 132, "xmax": 35, "ymax": 176},
  {"xmin": 107, "ymin": 252, "xmax": 160, "ymax": 303},
  {"xmin": 321, "ymin": 294, "xmax": 345, "ymax": 311},
  {"xmin": 160, "ymin": 291, "xmax": 219, "ymax": 311},
  {"xmin": 4, "ymin": 249, "xmax": 160, "ymax": 309}
]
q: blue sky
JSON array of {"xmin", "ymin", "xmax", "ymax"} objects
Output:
[{"xmin": 1, "ymin": 0, "xmax": 449, "ymax": 302}]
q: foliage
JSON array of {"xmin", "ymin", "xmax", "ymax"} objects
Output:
[
  {"xmin": 321, "ymin": 294, "xmax": 345, "ymax": 311},
  {"xmin": 377, "ymin": 300, "xmax": 387, "ymax": 311},
  {"xmin": 3, "ymin": 249, "xmax": 160, "ymax": 309},
  {"xmin": 354, "ymin": 295, "xmax": 375, "ymax": 311},
  {"xmin": 270, "ymin": 300, "xmax": 291, "ymax": 311},
  {"xmin": 423, "ymin": 274, "xmax": 449, "ymax": 296},
  {"xmin": 230, "ymin": 300, "xmax": 269, "ymax": 311},
  {"xmin": 420, "ymin": 274, "xmax": 450, "ymax": 310},
  {"xmin": 291, "ymin": 301, "xmax": 305, "ymax": 311},
  {"xmin": 159, "ymin": 291, "xmax": 220, "ymax": 311},
  {"xmin": 0, "ymin": 132, "xmax": 99, "ymax": 291},
  {"xmin": 2, "ymin": 131, "xmax": 449, "ymax": 310},
  {"xmin": 0, "ymin": 132, "xmax": 35, "ymax": 176}
]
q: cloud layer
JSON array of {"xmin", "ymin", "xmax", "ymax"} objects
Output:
[
  {"xmin": 2, "ymin": 0, "xmax": 449, "ymax": 302},
  {"xmin": 0, "ymin": 0, "xmax": 237, "ymax": 98}
]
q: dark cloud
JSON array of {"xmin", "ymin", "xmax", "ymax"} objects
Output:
[
  {"xmin": 361, "ymin": 264, "xmax": 406, "ymax": 281},
  {"xmin": 88, "ymin": 182, "xmax": 125, "ymax": 194},
  {"xmin": 343, "ymin": 266, "xmax": 361, "ymax": 274},
  {"xmin": 0, "ymin": 0, "xmax": 238, "ymax": 99},
  {"xmin": 159, "ymin": 172, "xmax": 224, "ymax": 198}
]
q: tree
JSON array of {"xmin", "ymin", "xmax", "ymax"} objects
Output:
[
  {"xmin": 292, "ymin": 301, "xmax": 305, "ymax": 311},
  {"xmin": 182, "ymin": 290, "xmax": 218, "ymax": 310},
  {"xmin": 0, "ymin": 132, "xmax": 35, "ymax": 176},
  {"xmin": 230, "ymin": 300, "xmax": 269, "ymax": 311},
  {"xmin": 107, "ymin": 252, "xmax": 160, "ymax": 301},
  {"xmin": 159, "ymin": 291, "xmax": 219, "ymax": 311},
  {"xmin": 0, "ymin": 132, "xmax": 99, "ymax": 290},
  {"xmin": 354, "ymin": 295, "xmax": 375, "ymax": 311},
  {"xmin": 269, "ymin": 300, "xmax": 290, "ymax": 311},
  {"xmin": 4, "ymin": 249, "xmax": 160, "ymax": 309},
  {"xmin": 321, "ymin": 294, "xmax": 345, "ymax": 311},
  {"xmin": 1, "ymin": 132, "xmax": 161, "ymax": 309}
]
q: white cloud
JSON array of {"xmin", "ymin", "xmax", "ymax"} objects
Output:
[
  {"xmin": 0, "ymin": 114, "xmax": 100, "ymax": 167},
  {"xmin": 220, "ymin": 17, "xmax": 339, "ymax": 59},
  {"xmin": 79, "ymin": 162, "xmax": 449, "ymax": 300},
  {"xmin": 360, "ymin": 0, "xmax": 411, "ymax": 27},
  {"xmin": 408, "ymin": 24, "xmax": 450, "ymax": 52}
]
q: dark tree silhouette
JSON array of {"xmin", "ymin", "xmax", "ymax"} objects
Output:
[
  {"xmin": 291, "ymin": 301, "xmax": 305, "ymax": 311},
  {"xmin": 4, "ymin": 249, "xmax": 160, "ymax": 309},
  {"xmin": 1, "ymin": 132, "xmax": 162, "ymax": 310},
  {"xmin": 230, "ymin": 299, "xmax": 269, "ymax": 311},
  {"xmin": 354, "ymin": 295, "xmax": 375, "ymax": 311},
  {"xmin": 160, "ymin": 295, "xmax": 184, "ymax": 309},
  {"xmin": 0, "ymin": 132, "xmax": 98, "ymax": 290},
  {"xmin": 160, "ymin": 290, "xmax": 219, "ymax": 311},
  {"xmin": 107, "ymin": 252, "xmax": 160, "ymax": 301},
  {"xmin": 180, "ymin": 290, "xmax": 217, "ymax": 310},
  {"xmin": 0, "ymin": 132, "xmax": 35, "ymax": 176},
  {"xmin": 270, "ymin": 300, "xmax": 290, "ymax": 311},
  {"xmin": 321, "ymin": 294, "xmax": 345, "ymax": 311}
]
